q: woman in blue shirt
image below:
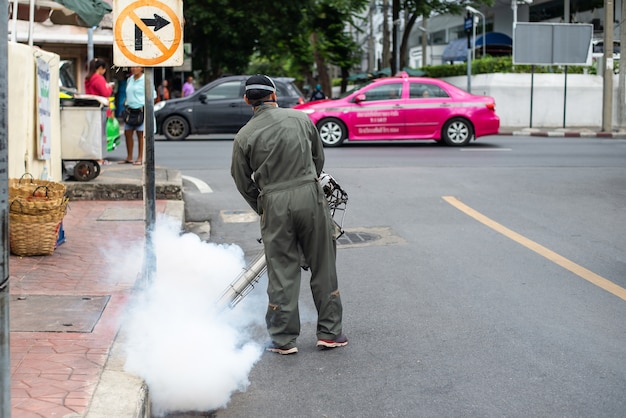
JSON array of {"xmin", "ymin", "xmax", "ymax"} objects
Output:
[{"xmin": 119, "ymin": 67, "xmax": 148, "ymax": 165}]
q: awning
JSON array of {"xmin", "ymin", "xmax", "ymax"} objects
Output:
[
  {"xmin": 9, "ymin": 0, "xmax": 114, "ymax": 45},
  {"xmin": 441, "ymin": 38, "xmax": 470, "ymax": 62},
  {"xmin": 12, "ymin": 0, "xmax": 111, "ymax": 27},
  {"xmin": 441, "ymin": 32, "xmax": 513, "ymax": 62},
  {"xmin": 52, "ymin": 0, "xmax": 112, "ymax": 27},
  {"xmin": 475, "ymin": 32, "xmax": 513, "ymax": 49},
  {"xmin": 10, "ymin": 19, "xmax": 113, "ymax": 44}
]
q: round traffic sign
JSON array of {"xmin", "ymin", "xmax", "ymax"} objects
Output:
[{"xmin": 114, "ymin": 0, "xmax": 182, "ymax": 66}]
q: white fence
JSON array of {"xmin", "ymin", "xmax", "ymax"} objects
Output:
[{"xmin": 444, "ymin": 73, "xmax": 620, "ymax": 129}]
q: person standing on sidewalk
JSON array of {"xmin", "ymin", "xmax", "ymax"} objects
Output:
[
  {"xmin": 119, "ymin": 67, "xmax": 147, "ymax": 165},
  {"xmin": 231, "ymin": 74, "xmax": 347, "ymax": 355},
  {"xmin": 156, "ymin": 79, "xmax": 170, "ymax": 103},
  {"xmin": 85, "ymin": 58, "xmax": 115, "ymax": 166},
  {"xmin": 309, "ymin": 83, "xmax": 326, "ymax": 101},
  {"xmin": 85, "ymin": 58, "xmax": 114, "ymax": 98},
  {"xmin": 182, "ymin": 76, "xmax": 195, "ymax": 97}
]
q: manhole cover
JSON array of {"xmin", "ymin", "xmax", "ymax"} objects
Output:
[
  {"xmin": 10, "ymin": 295, "xmax": 110, "ymax": 332},
  {"xmin": 337, "ymin": 227, "xmax": 406, "ymax": 248}
]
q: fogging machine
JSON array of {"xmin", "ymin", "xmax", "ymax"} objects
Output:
[{"xmin": 217, "ymin": 173, "xmax": 348, "ymax": 309}]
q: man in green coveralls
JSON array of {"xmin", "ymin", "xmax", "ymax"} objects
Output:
[{"xmin": 231, "ymin": 75, "xmax": 347, "ymax": 355}]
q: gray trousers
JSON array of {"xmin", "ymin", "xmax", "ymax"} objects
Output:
[{"xmin": 259, "ymin": 179, "xmax": 343, "ymax": 348}]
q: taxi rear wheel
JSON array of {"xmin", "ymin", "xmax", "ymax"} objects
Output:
[
  {"xmin": 317, "ymin": 119, "xmax": 347, "ymax": 147},
  {"xmin": 442, "ymin": 118, "xmax": 473, "ymax": 146}
]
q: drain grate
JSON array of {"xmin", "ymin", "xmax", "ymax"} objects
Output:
[
  {"xmin": 338, "ymin": 231, "xmax": 380, "ymax": 246},
  {"xmin": 337, "ymin": 227, "xmax": 406, "ymax": 248}
]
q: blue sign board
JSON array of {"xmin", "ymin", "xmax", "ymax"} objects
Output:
[{"xmin": 464, "ymin": 17, "xmax": 473, "ymax": 32}]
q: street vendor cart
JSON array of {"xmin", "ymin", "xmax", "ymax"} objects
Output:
[{"xmin": 60, "ymin": 94, "xmax": 115, "ymax": 181}]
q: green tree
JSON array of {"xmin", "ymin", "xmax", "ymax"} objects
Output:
[
  {"xmin": 183, "ymin": 0, "xmax": 368, "ymax": 91},
  {"xmin": 309, "ymin": 0, "xmax": 369, "ymax": 95},
  {"xmin": 395, "ymin": 0, "xmax": 495, "ymax": 72}
]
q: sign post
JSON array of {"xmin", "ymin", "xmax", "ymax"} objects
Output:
[
  {"xmin": 113, "ymin": 0, "xmax": 183, "ymax": 284},
  {"xmin": 0, "ymin": 1, "xmax": 10, "ymax": 414},
  {"xmin": 514, "ymin": 23, "xmax": 593, "ymax": 128},
  {"xmin": 465, "ymin": 13, "xmax": 473, "ymax": 92}
]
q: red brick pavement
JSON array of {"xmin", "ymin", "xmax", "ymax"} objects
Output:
[{"xmin": 9, "ymin": 200, "xmax": 168, "ymax": 417}]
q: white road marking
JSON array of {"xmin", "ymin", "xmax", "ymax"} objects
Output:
[
  {"xmin": 182, "ymin": 175, "xmax": 213, "ymax": 193},
  {"xmin": 220, "ymin": 210, "xmax": 258, "ymax": 223}
]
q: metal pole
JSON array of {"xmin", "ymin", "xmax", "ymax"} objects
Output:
[
  {"xmin": 0, "ymin": 1, "xmax": 12, "ymax": 415},
  {"xmin": 392, "ymin": 0, "xmax": 400, "ymax": 74},
  {"xmin": 369, "ymin": 2, "xmax": 375, "ymax": 72},
  {"xmin": 563, "ymin": 65, "xmax": 567, "ymax": 128},
  {"xmin": 467, "ymin": 49, "xmax": 472, "ymax": 93},
  {"xmin": 466, "ymin": 12, "xmax": 472, "ymax": 93},
  {"xmin": 530, "ymin": 65, "xmax": 535, "ymax": 128},
  {"xmin": 466, "ymin": 6, "xmax": 485, "ymax": 59},
  {"xmin": 28, "ymin": 0, "xmax": 35, "ymax": 46},
  {"xmin": 481, "ymin": 14, "xmax": 486, "ymax": 58},
  {"xmin": 617, "ymin": 0, "xmax": 626, "ymax": 128},
  {"xmin": 87, "ymin": 28, "xmax": 94, "ymax": 64},
  {"xmin": 602, "ymin": 0, "xmax": 614, "ymax": 132},
  {"xmin": 511, "ymin": 1, "xmax": 517, "ymax": 57},
  {"xmin": 142, "ymin": 68, "xmax": 156, "ymax": 286},
  {"xmin": 472, "ymin": 18, "xmax": 476, "ymax": 61},
  {"xmin": 10, "ymin": 0, "xmax": 18, "ymax": 43}
]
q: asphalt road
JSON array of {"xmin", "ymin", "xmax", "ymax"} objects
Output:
[{"xmin": 119, "ymin": 135, "xmax": 626, "ymax": 417}]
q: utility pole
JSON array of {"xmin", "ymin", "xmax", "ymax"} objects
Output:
[
  {"xmin": 368, "ymin": 1, "xmax": 375, "ymax": 72},
  {"xmin": 0, "ymin": 1, "xmax": 11, "ymax": 416},
  {"xmin": 392, "ymin": 0, "xmax": 400, "ymax": 74},
  {"xmin": 465, "ymin": 11, "xmax": 473, "ymax": 92},
  {"xmin": 602, "ymin": 0, "xmax": 614, "ymax": 132},
  {"xmin": 617, "ymin": 0, "xmax": 626, "ymax": 129},
  {"xmin": 421, "ymin": 17, "xmax": 428, "ymax": 68},
  {"xmin": 382, "ymin": 0, "xmax": 390, "ymax": 71}
]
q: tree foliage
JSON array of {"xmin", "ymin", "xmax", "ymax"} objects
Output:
[
  {"xmin": 310, "ymin": 0, "xmax": 369, "ymax": 93},
  {"xmin": 397, "ymin": 0, "xmax": 495, "ymax": 71},
  {"xmin": 183, "ymin": 0, "xmax": 368, "ymax": 90}
]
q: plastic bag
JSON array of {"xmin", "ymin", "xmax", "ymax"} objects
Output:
[{"xmin": 106, "ymin": 116, "xmax": 121, "ymax": 152}]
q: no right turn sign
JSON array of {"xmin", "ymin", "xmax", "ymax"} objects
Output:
[{"xmin": 113, "ymin": 0, "xmax": 184, "ymax": 67}]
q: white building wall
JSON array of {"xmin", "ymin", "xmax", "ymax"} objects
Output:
[{"xmin": 444, "ymin": 73, "xmax": 617, "ymax": 128}]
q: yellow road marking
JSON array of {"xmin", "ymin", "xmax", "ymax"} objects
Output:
[{"xmin": 442, "ymin": 196, "xmax": 626, "ymax": 302}]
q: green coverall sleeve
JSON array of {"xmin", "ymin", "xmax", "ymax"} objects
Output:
[
  {"xmin": 231, "ymin": 142, "xmax": 260, "ymax": 213},
  {"xmin": 308, "ymin": 120, "xmax": 325, "ymax": 177}
]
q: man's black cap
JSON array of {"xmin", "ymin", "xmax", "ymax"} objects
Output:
[{"xmin": 245, "ymin": 74, "xmax": 276, "ymax": 93}]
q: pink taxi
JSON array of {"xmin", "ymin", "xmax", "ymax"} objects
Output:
[{"xmin": 294, "ymin": 72, "xmax": 500, "ymax": 147}]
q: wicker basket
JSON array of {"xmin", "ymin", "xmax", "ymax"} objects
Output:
[
  {"xmin": 9, "ymin": 197, "xmax": 68, "ymax": 222},
  {"xmin": 9, "ymin": 174, "xmax": 66, "ymax": 200},
  {"xmin": 10, "ymin": 194, "xmax": 68, "ymax": 216},
  {"xmin": 8, "ymin": 186, "xmax": 69, "ymax": 256},
  {"xmin": 10, "ymin": 221, "xmax": 62, "ymax": 256}
]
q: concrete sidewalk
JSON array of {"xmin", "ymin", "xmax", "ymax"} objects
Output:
[{"xmin": 9, "ymin": 162, "xmax": 183, "ymax": 417}]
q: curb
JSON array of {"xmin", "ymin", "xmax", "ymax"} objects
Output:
[
  {"xmin": 84, "ymin": 331, "xmax": 150, "ymax": 418},
  {"xmin": 63, "ymin": 167, "xmax": 184, "ymax": 201},
  {"xmin": 81, "ymin": 174, "xmax": 186, "ymax": 417},
  {"xmin": 498, "ymin": 129, "xmax": 626, "ymax": 138},
  {"xmin": 84, "ymin": 201, "xmax": 186, "ymax": 418}
]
